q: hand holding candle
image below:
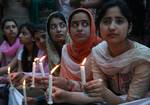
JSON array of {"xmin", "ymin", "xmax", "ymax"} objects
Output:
[
  {"xmin": 80, "ymin": 58, "xmax": 87, "ymax": 85},
  {"xmin": 23, "ymin": 79, "xmax": 27, "ymax": 105},
  {"xmin": 8, "ymin": 66, "xmax": 13, "ymax": 87},
  {"xmin": 47, "ymin": 64, "xmax": 60, "ymax": 105}
]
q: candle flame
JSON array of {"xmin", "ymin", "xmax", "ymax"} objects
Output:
[
  {"xmin": 51, "ymin": 64, "xmax": 60, "ymax": 74},
  {"xmin": 39, "ymin": 56, "xmax": 46, "ymax": 62},
  {"xmin": 8, "ymin": 67, "xmax": 11, "ymax": 74},
  {"xmin": 81, "ymin": 58, "xmax": 87, "ymax": 65},
  {"xmin": 23, "ymin": 80, "xmax": 26, "ymax": 86}
]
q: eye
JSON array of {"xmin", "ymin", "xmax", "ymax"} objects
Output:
[
  {"xmin": 50, "ymin": 24, "xmax": 57, "ymax": 30},
  {"xmin": 71, "ymin": 22, "xmax": 78, "ymax": 28},
  {"xmin": 59, "ymin": 22, "xmax": 66, "ymax": 28},
  {"xmin": 5, "ymin": 26, "xmax": 10, "ymax": 29},
  {"xmin": 101, "ymin": 18, "xmax": 111, "ymax": 25},
  {"xmin": 12, "ymin": 25, "xmax": 17, "ymax": 29},
  {"xmin": 115, "ymin": 18, "xmax": 126, "ymax": 25},
  {"xmin": 82, "ymin": 21, "xmax": 89, "ymax": 27}
]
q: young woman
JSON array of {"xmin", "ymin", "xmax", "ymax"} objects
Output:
[
  {"xmin": 85, "ymin": 0, "xmax": 150, "ymax": 104},
  {"xmin": 51, "ymin": 0, "xmax": 150, "ymax": 105},
  {"xmin": 0, "ymin": 18, "xmax": 21, "ymax": 105},
  {"xmin": 34, "ymin": 25, "xmax": 49, "ymax": 74},
  {"xmin": 54, "ymin": 8, "xmax": 101, "ymax": 91},
  {"xmin": 18, "ymin": 23, "xmax": 38, "ymax": 72},
  {"xmin": 0, "ymin": 18, "xmax": 21, "ymax": 74}
]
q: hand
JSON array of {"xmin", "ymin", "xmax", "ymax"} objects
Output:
[
  {"xmin": 84, "ymin": 79, "xmax": 105, "ymax": 97},
  {"xmin": 52, "ymin": 86, "xmax": 69, "ymax": 103},
  {"xmin": 53, "ymin": 77, "xmax": 69, "ymax": 90},
  {"xmin": 22, "ymin": 97, "xmax": 36, "ymax": 105},
  {"xmin": 35, "ymin": 76, "xmax": 48, "ymax": 89},
  {"xmin": 11, "ymin": 72, "xmax": 25, "ymax": 86}
]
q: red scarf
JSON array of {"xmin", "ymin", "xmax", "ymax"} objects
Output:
[{"xmin": 67, "ymin": 8, "xmax": 101, "ymax": 63}]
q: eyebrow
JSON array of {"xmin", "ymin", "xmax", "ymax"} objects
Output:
[
  {"xmin": 103, "ymin": 16, "xmax": 126, "ymax": 19},
  {"xmin": 50, "ymin": 21, "xmax": 65, "ymax": 25}
]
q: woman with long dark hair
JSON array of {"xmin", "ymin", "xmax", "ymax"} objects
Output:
[{"xmin": 17, "ymin": 23, "xmax": 38, "ymax": 72}]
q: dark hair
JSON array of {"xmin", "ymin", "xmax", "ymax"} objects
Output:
[
  {"xmin": 19, "ymin": 23, "xmax": 38, "ymax": 72},
  {"xmin": 1, "ymin": 18, "xmax": 18, "ymax": 42},
  {"xmin": 96, "ymin": 0, "xmax": 132, "ymax": 29},
  {"xmin": 19, "ymin": 23, "xmax": 35, "ymax": 38},
  {"xmin": 47, "ymin": 11, "xmax": 66, "ymax": 41},
  {"xmin": 1, "ymin": 18, "xmax": 18, "ymax": 31},
  {"xmin": 34, "ymin": 24, "xmax": 46, "ymax": 33}
]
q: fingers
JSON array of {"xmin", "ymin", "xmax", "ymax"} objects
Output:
[
  {"xmin": 84, "ymin": 79, "xmax": 104, "ymax": 98},
  {"xmin": 87, "ymin": 88, "xmax": 103, "ymax": 97}
]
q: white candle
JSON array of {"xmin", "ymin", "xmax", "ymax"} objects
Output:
[
  {"xmin": 80, "ymin": 58, "xmax": 87, "ymax": 85},
  {"xmin": 80, "ymin": 65, "xmax": 86, "ymax": 84},
  {"xmin": 47, "ymin": 74, "xmax": 53, "ymax": 105},
  {"xmin": 23, "ymin": 80, "xmax": 27, "ymax": 105},
  {"xmin": 8, "ymin": 67, "xmax": 13, "ymax": 87},
  {"xmin": 31, "ymin": 61, "xmax": 36, "ymax": 87},
  {"xmin": 47, "ymin": 64, "xmax": 60, "ymax": 104},
  {"xmin": 39, "ymin": 62, "xmax": 45, "ymax": 77}
]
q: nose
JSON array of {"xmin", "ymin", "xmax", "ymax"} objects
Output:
[
  {"xmin": 108, "ymin": 21, "xmax": 116, "ymax": 31},
  {"xmin": 77, "ymin": 23, "xmax": 82, "ymax": 32},
  {"xmin": 56, "ymin": 25, "xmax": 61, "ymax": 33},
  {"xmin": 10, "ymin": 26, "xmax": 14, "ymax": 31}
]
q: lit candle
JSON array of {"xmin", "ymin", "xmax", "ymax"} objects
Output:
[
  {"xmin": 80, "ymin": 58, "xmax": 87, "ymax": 85},
  {"xmin": 23, "ymin": 80, "xmax": 27, "ymax": 105},
  {"xmin": 31, "ymin": 58, "xmax": 37, "ymax": 87},
  {"xmin": 39, "ymin": 56, "xmax": 46, "ymax": 77},
  {"xmin": 47, "ymin": 74, "xmax": 53, "ymax": 105},
  {"xmin": 47, "ymin": 65, "xmax": 60, "ymax": 105},
  {"xmin": 8, "ymin": 67, "xmax": 13, "ymax": 87}
]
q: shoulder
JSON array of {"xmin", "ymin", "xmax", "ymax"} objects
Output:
[
  {"xmin": 92, "ymin": 41, "xmax": 107, "ymax": 52},
  {"xmin": 92, "ymin": 41, "xmax": 107, "ymax": 58}
]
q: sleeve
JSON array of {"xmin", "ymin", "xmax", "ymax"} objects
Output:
[{"xmin": 127, "ymin": 61, "xmax": 150, "ymax": 101}]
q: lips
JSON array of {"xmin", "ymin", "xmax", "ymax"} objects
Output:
[
  {"xmin": 107, "ymin": 33, "xmax": 118, "ymax": 38},
  {"xmin": 74, "ymin": 33, "xmax": 84, "ymax": 38},
  {"xmin": 9, "ymin": 32, "xmax": 17, "ymax": 36}
]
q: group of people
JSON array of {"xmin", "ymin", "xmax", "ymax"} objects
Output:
[{"xmin": 0, "ymin": 0, "xmax": 150, "ymax": 105}]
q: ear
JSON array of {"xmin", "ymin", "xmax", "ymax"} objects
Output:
[{"xmin": 128, "ymin": 23, "xmax": 132, "ymax": 34}]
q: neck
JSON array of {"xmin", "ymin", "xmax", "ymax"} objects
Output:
[
  {"xmin": 108, "ymin": 40, "xmax": 131, "ymax": 57},
  {"xmin": 25, "ymin": 43, "xmax": 33, "ymax": 55},
  {"xmin": 7, "ymin": 37, "xmax": 16, "ymax": 45}
]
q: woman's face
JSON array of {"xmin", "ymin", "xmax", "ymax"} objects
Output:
[
  {"xmin": 35, "ymin": 32, "xmax": 46, "ymax": 50},
  {"xmin": 49, "ymin": 17, "xmax": 67, "ymax": 43},
  {"xmin": 70, "ymin": 12, "xmax": 90, "ymax": 43},
  {"xmin": 3, "ymin": 21, "xmax": 18, "ymax": 38},
  {"xmin": 100, "ymin": 6, "xmax": 129, "ymax": 44},
  {"xmin": 19, "ymin": 27, "xmax": 33, "ymax": 44}
]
